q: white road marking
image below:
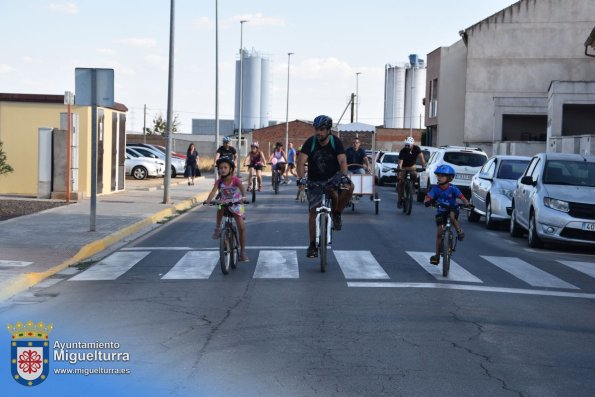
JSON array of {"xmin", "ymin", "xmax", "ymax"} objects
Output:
[
  {"xmin": 0, "ymin": 260, "xmax": 33, "ymax": 268},
  {"xmin": 122, "ymin": 247, "xmax": 196, "ymax": 251},
  {"xmin": 557, "ymin": 260, "xmax": 595, "ymax": 279},
  {"xmin": 334, "ymin": 251, "xmax": 389, "ymax": 279},
  {"xmin": 162, "ymin": 251, "xmax": 219, "ymax": 279},
  {"xmin": 481, "ymin": 256, "xmax": 578, "ymax": 289},
  {"xmin": 70, "ymin": 251, "xmax": 150, "ymax": 281},
  {"xmin": 347, "ymin": 282, "xmax": 595, "ymax": 300},
  {"xmin": 253, "ymin": 251, "xmax": 299, "ymax": 279},
  {"xmin": 121, "ymin": 246, "xmax": 308, "ymax": 251},
  {"xmin": 407, "ymin": 251, "xmax": 482, "ymax": 283}
]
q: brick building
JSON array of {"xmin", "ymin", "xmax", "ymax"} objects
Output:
[{"xmin": 247, "ymin": 120, "xmax": 314, "ymax": 157}]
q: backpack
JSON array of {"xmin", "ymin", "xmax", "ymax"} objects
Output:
[{"xmin": 310, "ymin": 134, "xmax": 335, "ymax": 153}]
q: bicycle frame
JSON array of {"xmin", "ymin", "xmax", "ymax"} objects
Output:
[{"xmin": 315, "ymin": 192, "xmax": 333, "ymax": 247}]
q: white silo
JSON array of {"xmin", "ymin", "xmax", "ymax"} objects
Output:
[
  {"xmin": 404, "ymin": 55, "xmax": 426, "ymax": 129},
  {"xmin": 384, "ymin": 64, "xmax": 406, "ymax": 128},
  {"xmin": 234, "ymin": 49, "xmax": 271, "ymax": 132}
]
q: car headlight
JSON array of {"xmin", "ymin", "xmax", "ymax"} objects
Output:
[
  {"xmin": 496, "ymin": 189, "xmax": 514, "ymax": 200},
  {"xmin": 382, "ymin": 166, "xmax": 392, "ymax": 173},
  {"xmin": 543, "ymin": 197, "xmax": 569, "ymax": 213}
]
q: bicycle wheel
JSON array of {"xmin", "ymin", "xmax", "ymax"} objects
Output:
[
  {"xmin": 274, "ymin": 172, "xmax": 279, "ymax": 194},
  {"xmin": 251, "ymin": 177, "xmax": 256, "ymax": 203},
  {"xmin": 229, "ymin": 228, "xmax": 238, "ymax": 269},
  {"xmin": 319, "ymin": 214, "xmax": 328, "ymax": 273},
  {"xmin": 405, "ymin": 181, "xmax": 413, "ymax": 215},
  {"xmin": 441, "ymin": 229, "xmax": 451, "ymax": 277},
  {"xmin": 219, "ymin": 227, "xmax": 231, "ymax": 275},
  {"xmin": 374, "ymin": 192, "xmax": 379, "ymax": 215}
]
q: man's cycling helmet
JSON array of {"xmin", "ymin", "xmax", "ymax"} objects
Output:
[
  {"xmin": 223, "ymin": 136, "xmax": 231, "ymax": 143},
  {"xmin": 251, "ymin": 141, "xmax": 259, "ymax": 148},
  {"xmin": 216, "ymin": 157, "xmax": 235, "ymax": 170},
  {"xmin": 434, "ymin": 164, "xmax": 455, "ymax": 176},
  {"xmin": 404, "ymin": 136, "xmax": 415, "ymax": 146},
  {"xmin": 275, "ymin": 142, "xmax": 283, "ymax": 147},
  {"xmin": 313, "ymin": 115, "xmax": 333, "ymax": 130}
]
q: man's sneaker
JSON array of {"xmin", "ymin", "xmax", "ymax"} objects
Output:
[
  {"xmin": 211, "ymin": 227, "xmax": 221, "ymax": 240},
  {"xmin": 239, "ymin": 250, "xmax": 249, "ymax": 262},
  {"xmin": 332, "ymin": 212, "xmax": 342, "ymax": 231},
  {"xmin": 306, "ymin": 243, "xmax": 318, "ymax": 258},
  {"xmin": 457, "ymin": 229, "xmax": 465, "ymax": 241},
  {"xmin": 430, "ymin": 255, "xmax": 440, "ymax": 265}
]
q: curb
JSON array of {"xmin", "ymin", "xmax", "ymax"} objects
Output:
[{"xmin": 0, "ymin": 191, "xmax": 210, "ymax": 302}]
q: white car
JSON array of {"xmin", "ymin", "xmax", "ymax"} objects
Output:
[
  {"xmin": 419, "ymin": 146, "xmax": 488, "ymax": 199},
  {"xmin": 124, "ymin": 154, "xmax": 165, "ymax": 180},
  {"xmin": 468, "ymin": 155, "xmax": 531, "ymax": 228},
  {"xmin": 510, "ymin": 152, "xmax": 595, "ymax": 248},
  {"xmin": 374, "ymin": 152, "xmax": 399, "ymax": 185},
  {"xmin": 126, "ymin": 145, "xmax": 186, "ymax": 178}
]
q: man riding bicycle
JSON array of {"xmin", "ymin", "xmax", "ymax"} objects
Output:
[
  {"xmin": 397, "ymin": 137, "xmax": 426, "ymax": 208},
  {"xmin": 297, "ymin": 115, "xmax": 354, "ymax": 258},
  {"xmin": 345, "ymin": 137, "xmax": 370, "ymax": 174}
]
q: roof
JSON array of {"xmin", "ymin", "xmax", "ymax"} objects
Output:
[
  {"xmin": 0, "ymin": 93, "xmax": 128, "ymax": 112},
  {"xmin": 337, "ymin": 122, "xmax": 376, "ymax": 132},
  {"xmin": 543, "ymin": 152, "xmax": 595, "ymax": 161}
]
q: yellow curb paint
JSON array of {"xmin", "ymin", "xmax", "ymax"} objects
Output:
[{"xmin": 0, "ymin": 192, "xmax": 210, "ymax": 302}]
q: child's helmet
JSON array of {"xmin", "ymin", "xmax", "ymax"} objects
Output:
[
  {"xmin": 216, "ymin": 157, "xmax": 235, "ymax": 170},
  {"xmin": 251, "ymin": 141, "xmax": 259, "ymax": 148},
  {"xmin": 434, "ymin": 164, "xmax": 455, "ymax": 177},
  {"xmin": 223, "ymin": 136, "xmax": 231, "ymax": 143}
]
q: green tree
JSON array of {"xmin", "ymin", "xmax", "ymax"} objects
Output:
[
  {"xmin": 0, "ymin": 140, "xmax": 14, "ymax": 175},
  {"xmin": 145, "ymin": 113, "xmax": 180, "ymax": 136}
]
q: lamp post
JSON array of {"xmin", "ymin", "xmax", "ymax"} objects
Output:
[
  {"xmin": 163, "ymin": 0, "xmax": 175, "ymax": 204},
  {"xmin": 215, "ymin": 0, "xmax": 220, "ymax": 150},
  {"xmin": 237, "ymin": 20, "xmax": 247, "ymax": 176},
  {"xmin": 285, "ymin": 52, "xmax": 294, "ymax": 153},
  {"xmin": 355, "ymin": 72, "xmax": 361, "ymax": 123}
]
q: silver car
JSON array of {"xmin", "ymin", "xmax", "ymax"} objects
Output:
[
  {"xmin": 374, "ymin": 152, "xmax": 399, "ymax": 185},
  {"xmin": 126, "ymin": 145, "xmax": 186, "ymax": 178},
  {"xmin": 468, "ymin": 155, "xmax": 530, "ymax": 229},
  {"xmin": 124, "ymin": 154, "xmax": 164, "ymax": 180},
  {"xmin": 510, "ymin": 152, "xmax": 595, "ymax": 247}
]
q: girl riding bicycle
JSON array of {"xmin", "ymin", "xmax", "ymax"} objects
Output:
[
  {"xmin": 423, "ymin": 164, "xmax": 469, "ymax": 265},
  {"xmin": 268, "ymin": 142, "xmax": 287, "ymax": 187},
  {"xmin": 244, "ymin": 141, "xmax": 266, "ymax": 192},
  {"xmin": 204, "ymin": 158, "xmax": 249, "ymax": 262}
]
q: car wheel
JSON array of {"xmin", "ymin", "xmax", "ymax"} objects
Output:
[
  {"xmin": 509, "ymin": 206, "xmax": 523, "ymax": 237},
  {"xmin": 485, "ymin": 198, "xmax": 496, "ymax": 229},
  {"xmin": 171, "ymin": 165, "xmax": 177, "ymax": 178},
  {"xmin": 528, "ymin": 210, "xmax": 544, "ymax": 248},
  {"xmin": 467, "ymin": 197, "xmax": 480, "ymax": 223},
  {"xmin": 132, "ymin": 166, "xmax": 148, "ymax": 180}
]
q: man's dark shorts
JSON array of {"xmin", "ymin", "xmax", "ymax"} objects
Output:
[{"xmin": 306, "ymin": 173, "xmax": 345, "ymax": 210}]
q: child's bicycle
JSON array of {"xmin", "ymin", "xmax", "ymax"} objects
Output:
[
  {"xmin": 398, "ymin": 167, "xmax": 425, "ymax": 215},
  {"xmin": 247, "ymin": 164, "xmax": 262, "ymax": 203},
  {"xmin": 430, "ymin": 202, "xmax": 473, "ymax": 277},
  {"xmin": 204, "ymin": 200, "xmax": 249, "ymax": 275},
  {"xmin": 267, "ymin": 162, "xmax": 283, "ymax": 194}
]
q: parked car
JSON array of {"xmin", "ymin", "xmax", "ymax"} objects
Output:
[
  {"xmin": 468, "ymin": 155, "xmax": 531, "ymax": 228},
  {"xmin": 129, "ymin": 143, "xmax": 187, "ymax": 160},
  {"xmin": 126, "ymin": 145, "xmax": 186, "ymax": 178},
  {"xmin": 124, "ymin": 154, "xmax": 164, "ymax": 180},
  {"xmin": 374, "ymin": 152, "xmax": 399, "ymax": 185},
  {"xmin": 419, "ymin": 146, "xmax": 488, "ymax": 200},
  {"xmin": 510, "ymin": 152, "xmax": 595, "ymax": 247}
]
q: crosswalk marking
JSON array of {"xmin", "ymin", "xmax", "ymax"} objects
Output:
[
  {"xmin": 70, "ymin": 251, "xmax": 150, "ymax": 281},
  {"xmin": 253, "ymin": 251, "xmax": 299, "ymax": 279},
  {"xmin": 557, "ymin": 261, "xmax": 595, "ymax": 279},
  {"xmin": 406, "ymin": 252, "xmax": 483, "ymax": 283},
  {"xmin": 162, "ymin": 251, "xmax": 219, "ymax": 279},
  {"xmin": 481, "ymin": 256, "xmax": 578, "ymax": 289},
  {"xmin": 334, "ymin": 251, "xmax": 389, "ymax": 279},
  {"xmin": 0, "ymin": 260, "xmax": 33, "ymax": 268}
]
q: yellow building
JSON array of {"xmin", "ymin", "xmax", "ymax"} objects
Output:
[{"xmin": 0, "ymin": 93, "xmax": 127, "ymax": 198}]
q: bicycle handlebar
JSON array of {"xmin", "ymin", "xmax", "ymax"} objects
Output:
[
  {"xmin": 426, "ymin": 201, "xmax": 473, "ymax": 211},
  {"xmin": 203, "ymin": 200, "xmax": 249, "ymax": 206}
]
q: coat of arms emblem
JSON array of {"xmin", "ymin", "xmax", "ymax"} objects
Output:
[{"xmin": 7, "ymin": 320, "xmax": 53, "ymax": 386}]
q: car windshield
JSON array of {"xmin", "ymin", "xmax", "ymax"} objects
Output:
[
  {"xmin": 382, "ymin": 154, "xmax": 398, "ymax": 164},
  {"xmin": 443, "ymin": 152, "xmax": 487, "ymax": 167},
  {"xmin": 497, "ymin": 160, "xmax": 529, "ymax": 180},
  {"xmin": 543, "ymin": 160, "xmax": 595, "ymax": 187}
]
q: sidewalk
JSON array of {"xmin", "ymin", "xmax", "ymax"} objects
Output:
[{"xmin": 0, "ymin": 174, "xmax": 217, "ymax": 302}]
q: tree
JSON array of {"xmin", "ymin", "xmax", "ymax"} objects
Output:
[
  {"xmin": 144, "ymin": 113, "xmax": 180, "ymax": 136},
  {"xmin": 0, "ymin": 140, "xmax": 14, "ymax": 176}
]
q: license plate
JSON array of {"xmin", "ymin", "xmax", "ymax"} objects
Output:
[
  {"xmin": 456, "ymin": 174, "xmax": 472, "ymax": 180},
  {"xmin": 583, "ymin": 223, "xmax": 595, "ymax": 231}
]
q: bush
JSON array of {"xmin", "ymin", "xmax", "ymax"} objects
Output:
[{"xmin": 0, "ymin": 140, "xmax": 14, "ymax": 176}]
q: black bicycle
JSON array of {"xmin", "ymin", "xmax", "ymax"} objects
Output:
[
  {"xmin": 399, "ymin": 167, "xmax": 424, "ymax": 215},
  {"xmin": 247, "ymin": 165, "xmax": 261, "ymax": 203},
  {"xmin": 268, "ymin": 163, "xmax": 282, "ymax": 194},
  {"xmin": 205, "ymin": 200, "xmax": 248, "ymax": 275},
  {"xmin": 430, "ymin": 202, "xmax": 472, "ymax": 277},
  {"xmin": 315, "ymin": 189, "xmax": 333, "ymax": 272}
]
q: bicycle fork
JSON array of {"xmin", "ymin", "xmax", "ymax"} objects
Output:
[{"xmin": 315, "ymin": 209, "xmax": 333, "ymax": 246}]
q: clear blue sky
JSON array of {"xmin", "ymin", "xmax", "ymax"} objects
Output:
[{"xmin": 0, "ymin": 1, "xmax": 517, "ymax": 133}]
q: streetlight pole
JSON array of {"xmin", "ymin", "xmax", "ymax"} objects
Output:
[
  {"xmin": 355, "ymin": 72, "xmax": 361, "ymax": 123},
  {"xmin": 163, "ymin": 0, "xmax": 175, "ymax": 204},
  {"xmin": 215, "ymin": 0, "xmax": 220, "ymax": 153},
  {"xmin": 237, "ymin": 20, "xmax": 247, "ymax": 176},
  {"xmin": 284, "ymin": 52, "xmax": 294, "ymax": 154}
]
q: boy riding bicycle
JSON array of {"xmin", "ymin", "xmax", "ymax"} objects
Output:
[
  {"xmin": 204, "ymin": 158, "xmax": 249, "ymax": 262},
  {"xmin": 423, "ymin": 164, "xmax": 469, "ymax": 265}
]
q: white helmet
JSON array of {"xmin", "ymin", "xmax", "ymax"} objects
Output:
[{"xmin": 404, "ymin": 137, "xmax": 415, "ymax": 146}]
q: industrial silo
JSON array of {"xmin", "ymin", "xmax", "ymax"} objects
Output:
[
  {"xmin": 259, "ymin": 57, "xmax": 270, "ymax": 128},
  {"xmin": 234, "ymin": 49, "xmax": 271, "ymax": 132},
  {"xmin": 383, "ymin": 64, "xmax": 406, "ymax": 128},
  {"xmin": 403, "ymin": 55, "xmax": 427, "ymax": 129}
]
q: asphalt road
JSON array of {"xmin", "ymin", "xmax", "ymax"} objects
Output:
[{"xmin": 2, "ymin": 182, "xmax": 595, "ymax": 397}]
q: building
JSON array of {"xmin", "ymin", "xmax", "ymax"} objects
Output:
[
  {"xmin": 426, "ymin": 0, "xmax": 595, "ymax": 155},
  {"xmin": 0, "ymin": 93, "xmax": 127, "ymax": 198},
  {"xmin": 235, "ymin": 49, "xmax": 271, "ymax": 132},
  {"xmin": 191, "ymin": 118, "xmax": 234, "ymax": 136},
  {"xmin": 384, "ymin": 55, "xmax": 426, "ymax": 129}
]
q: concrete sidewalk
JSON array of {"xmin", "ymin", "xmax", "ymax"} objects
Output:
[{"xmin": 0, "ymin": 175, "xmax": 217, "ymax": 302}]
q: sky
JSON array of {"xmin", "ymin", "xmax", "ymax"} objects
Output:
[{"xmin": 0, "ymin": 0, "xmax": 518, "ymax": 133}]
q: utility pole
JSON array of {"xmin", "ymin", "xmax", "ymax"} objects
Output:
[
  {"xmin": 163, "ymin": 0, "xmax": 175, "ymax": 204},
  {"xmin": 350, "ymin": 93, "xmax": 355, "ymax": 123}
]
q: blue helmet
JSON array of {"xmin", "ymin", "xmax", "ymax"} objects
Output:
[
  {"xmin": 313, "ymin": 115, "xmax": 333, "ymax": 130},
  {"xmin": 434, "ymin": 164, "xmax": 455, "ymax": 177},
  {"xmin": 223, "ymin": 136, "xmax": 231, "ymax": 143}
]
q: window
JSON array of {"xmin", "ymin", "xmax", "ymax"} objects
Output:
[
  {"xmin": 497, "ymin": 160, "xmax": 530, "ymax": 180},
  {"xmin": 443, "ymin": 152, "xmax": 487, "ymax": 167},
  {"xmin": 429, "ymin": 78, "xmax": 438, "ymax": 118}
]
